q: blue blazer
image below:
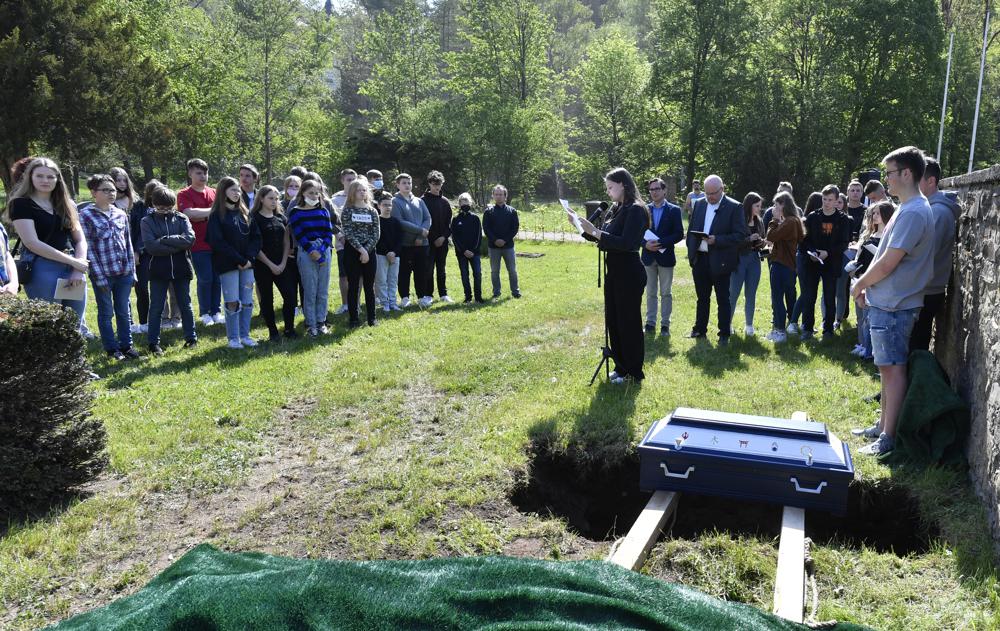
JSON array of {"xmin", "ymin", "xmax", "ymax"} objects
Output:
[
  {"xmin": 685, "ymin": 195, "xmax": 748, "ymax": 275},
  {"xmin": 641, "ymin": 201, "xmax": 684, "ymax": 267}
]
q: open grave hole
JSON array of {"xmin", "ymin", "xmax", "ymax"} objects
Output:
[{"xmin": 510, "ymin": 449, "xmax": 938, "ymax": 556}]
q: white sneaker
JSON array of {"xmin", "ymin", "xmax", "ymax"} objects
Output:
[
  {"xmin": 334, "ymin": 304, "xmax": 348, "ymax": 315},
  {"xmin": 201, "ymin": 314, "xmax": 214, "ymax": 326},
  {"xmin": 766, "ymin": 330, "xmax": 787, "ymax": 343},
  {"xmin": 440, "ymin": 295, "xmax": 454, "ymax": 303},
  {"xmin": 227, "ymin": 339, "xmax": 244, "ymax": 349},
  {"xmin": 401, "ymin": 297, "xmax": 412, "ymax": 308},
  {"xmin": 295, "ymin": 307, "xmax": 302, "ymax": 316},
  {"xmin": 745, "ymin": 325, "xmax": 755, "ymax": 336},
  {"xmin": 391, "ymin": 304, "xmax": 403, "ymax": 311},
  {"xmin": 240, "ymin": 337, "xmax": 258, "ymax": 347},
  {"xmin": 786, "ymin": 323, "xmax": 800, "ymax": 335},
  {"xmin": 850, "ymin": 345, "xmax": 865, "ymax": 356},
  {"xmin": 139, "ymin": 323, "xmax": 148, "ymax": 333},
  {"xmin": 419, "ymin": 296, "xmax": 432, "ymax": 308},
  {"xmin": 212, "ymin": 313, "xmax": 226, "ymax": 325},
  {"xmin": 130, "ymin": 323, "xmax": 142, "ymax": 334}
]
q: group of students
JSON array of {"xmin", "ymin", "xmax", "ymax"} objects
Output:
[{"xmin": 0, "ymin": 157, "xmax": 524, "ymax": 358}]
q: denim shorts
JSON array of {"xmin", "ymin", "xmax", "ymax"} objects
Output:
[{"xmin": 868, "ymin": 306, "xmax": 920, "ymax": 366}]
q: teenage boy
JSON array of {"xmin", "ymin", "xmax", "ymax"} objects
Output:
[
  {"xmin": 367, "ymin": 169, "xmax": 384, "ymax": 192},
  {"xmin": 450, "ymin": 192, "xmax": 484, "ymax": 303},
  {"xmin": 798, "ymin": 185, "xmax": 851, "ymax": 340},
  {"xmin": 79, "ymin": 174, "xmax": 138, "ymax": 360},
  {"xmin": 642, "ymin": 177, "xmax": 684, "ymax": 336},
  {"xmin": 910, "ymin": 155, "xmax": 959, "ymax": 351},
  {"xmin": 864, "ymin": 179, "xmax": 887, "ymax": 204},
  {"xmin": 391, "ymin": 173, "xmax": 432, "ymax": 308},
  {"xmin": 239, "ymin": 164, "xmax": 259, "ymax": 208},
  {"xmin": 178, "ymin": 158, "xmax": 222, "ymax": 326},
  {"xmin": 835, "ymin": 180, "xmax": 869, "ymax": 326},
  {"xmin": 852, "ymin": 147, "xmax": 936, "ymax": 456},
  {"xmin": 422, "ymin": 170, "xmax": 453, "ymax": 303},
  {"xmin": 483, "ymin": 184, "xmax": 521, "ymax": 299}
]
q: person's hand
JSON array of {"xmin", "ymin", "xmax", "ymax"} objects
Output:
[
  {"xmin": 414, "ymin": 238, "xmax": 423, "ymax": 246},
  {"xmin": 275, "ymin": 262, "xmax": 286, "ymax": 275},
  {"xmin": 421, "ymin": 229, "xmax": 429, "ymax": 237},
  {"xmin": 749, "ymin": 233, "xmax": 762, "ymax": 242},
  {"xmin": 309, "ymin": 250, "xmax": 321, "ymax": 262},
  {"xmin": 0, "ymin": 283, "xmax": 16, "ymax": 295},
  {"xmin": 853, "ymin": 287, "xmax": 867, "ymax": 309},
  {"xmin": 706, "ymin": 235, "xmax": 716, "ymax": 246},
  {"xmin": 359, "ymin": 250, "xmax": 369, "ymax": 265},
  {"xmin": 240, "ymin": 261, "xmax": 253, "ymax": 270},
  {"xmin": 494, "ymin": 239, "xmax": 505, "ymax": 247},
  {"xmin": 645, "ymin": 240, "xmax": 661, "ymax": 252},
  {"xmin": 434, "ymin": 236, "xmax": 445, "ymax": 247},
  {"xmin": 67, "ymin": 271, "xmax": 86, "ymax": 288},
  {"xmin": 70, "ymin": 257, "xmax": 89, "ymax": 273},
  {"xmin": 817, "ymin": 249, "xmax": 828, "ymax": 260},
  {"xmin": 464, "ymin": 250, "xmax": 474, "ymax": 259},
  {"xmin": 578, "ymin": 217, "xmax": 596, "ymax": 236},
  {"xmin": 387, "ymin": 252, "xmax": 396, "ymax": 263}
]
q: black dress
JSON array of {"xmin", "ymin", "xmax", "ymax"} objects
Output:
[{"xmin": 585, "ymin": 202, "xmax": 648, "ymax": 380}]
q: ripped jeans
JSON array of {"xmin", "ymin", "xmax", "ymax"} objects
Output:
[{"xmin": 220, "ymin": 268, "xmax": 255, "ymax": 342}]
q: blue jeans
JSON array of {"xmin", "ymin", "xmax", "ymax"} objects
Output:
[
  {"xmin": 24, "ymin": 256, "xmax": 87, "ymax": 330},
  {"xmin": 298, "ymin": 248, "xmax": 331, "ymax": 328},
  {"xmin": 769, "ymin": 262, "xmax": 797, "ymax": 329},
  {"xmin": 375, "ymin": 254, "xmax": 399, "ymax": 307},
  {"xmin": 148, "ymin": 278, "xmax": 196, "ymax": 346},
  {"xmin": 488, "ymin": 247, "xmax": 519, "ymax": 296},
  {"xmin": 93, "ymin": 273, "xmax": 134, "ymax": 352},
  {"xmin": 869, "ymin": 306, "xmax": 920, "ymax": 366},
  {"xmin": 220, "ymin": 268, "xmax": 255, "ymax": 341},
  {"xmin": 729, "ymin": 252, "xmax": 761, "ymax": 328},
  {"xmin": 191, "ymin": 251, "xmax": 221, "ymax": 317},
  {"xmin": 456, "ymin": 252, "xmax": 482, "ymax": 299}
]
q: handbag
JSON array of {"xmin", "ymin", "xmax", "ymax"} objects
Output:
[{"xmin": 12, "ymin": 219, "xmax": 59, "ymax": 290}]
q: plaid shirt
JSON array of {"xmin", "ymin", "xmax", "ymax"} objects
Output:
[{"xmin": 79, "ymin": 203, "xmax": 135, "ymax": 287}]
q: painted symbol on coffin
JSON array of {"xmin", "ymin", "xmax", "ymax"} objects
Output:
[
  {"xmin": 771, "ymin": 442, "xmax": 779, "ymax": 452},
  {"xmin": 739, "ymin": 440, "xmax": 749, "ymax": 448},
  {"xmin": 711, "ymin": 436, "xmax": 719, "ymax": 445}
]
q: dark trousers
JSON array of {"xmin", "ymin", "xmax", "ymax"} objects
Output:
[
  {"xmin": 135, "ymin": 252, "xmax": 151, "ymax": 325},
  {"xmin": 399, "ymin": 244, "xmax": 429, "ymax": 299},
  {"xmin": 910, "ymin": 292, "xmax": 946, "ymax": 351},
  {"xmin": 456, "ymin": 251, "xmax": 482, "ymax": 300},
  {"xmin": 798, "ymin": 255, "xmax": 840, "ymax": 334},
  {"xmin": 428, "ymin": 242, "xmax": 449, "ymax": 297},
  {"xmin": 345, "ymin": 247, "xmax": 377, "ymax": 324},
  {"xmin": 605, "ymin": 255, "xmax": 646, "ymax": 379},
  {"xmin": 253, "ymin": 260, "xmax": 298, "ymax": 335},
  {"xmin": 692, "ymin": 253, "xmax": 732, "ymax": 338},
  {"xmin": 148, "ymin": 278, "xmax": 196, "ymax": 346},
  {"xmin": 769, "ymin": 262, "xmax": 797, "ymax": 329}
]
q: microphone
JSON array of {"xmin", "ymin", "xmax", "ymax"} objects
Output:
[{"xmin": 589, "ymin": 201, "xmax": 610, "ymax": 224}]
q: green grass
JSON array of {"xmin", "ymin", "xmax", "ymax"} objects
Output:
[{"xmin": 1, "ymin": 241, "xmax": 997, "ymax": 630}]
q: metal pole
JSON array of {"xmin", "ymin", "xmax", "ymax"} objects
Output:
[
  {"xmin": 937, "ymin": 31, "xmax": 955, "ymax": 160},
  {"xmin": 969, "ymin": 7, "xmax": 991, "ymax": 173}
]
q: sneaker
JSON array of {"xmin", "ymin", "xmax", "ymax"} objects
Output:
[
  {"xmin": 81, "ymin": 327, "xmax": 96, "ymax": 340},
  {"xmin": 851, "ymin": 422, "xmax": 882, "ymax": 439},
  {"xmin": 822, "ymin": 331, "xmax": 834, "ymax": 341},
  {"xmin": 240, "ymin": 337, "xmax": 258, "ymax": 347},
  {"xmin": 609, "ymin": 370, "xmax": 621, "ymax": 381},
  {"xmin": 368, "ymin": 319, "xmax": 378, "ymax": 327},
  {"xmin": 183, "ymin": 339, "xmax": 198, "ymax": 348},
  {"xmin": 440, "ymin": 295, "xmax": 454, "ymax": 303},
  {"xmin": 212, "ymin": 313, "xmax": 226, "ymax": 325},
  {"xmin": 644, "ymin": 324, "xmax": 655, "ymax": 334},
  {"xmin": 833, "ymin": 320, "xmax": 841, "ymax": 330},
  {"xmin": 139, "ymin": 323, "xmax": 148, "ymax": 333},
  {"xmin": 391, "ymin": 304, "xmax": 403, "ymax": 311},
  {"xmin": 401, "ymin": 297, "xmax": 412, "ymax": 308},
  {"xmin": 295, "ymin": 307, "xmax": 302, "ymax": 316},
  {"xmin": 308, "ymin": 327, "xmax": 319, "ymax": 338},
  {"xmin": 512, "ymin": 291, "xmax": 522, "ymax": 299},
  {"xmin": 719, "ymin": 336, "xmax": 730, "ymax": 346},
  {"xmin": 384, "ymin": 305, "xmax": 392, "ymax": 313},
  {"xmin": 418, "ymin": 296, "xmax": 432, "ymax": 308},
  {"xmin": 610, "ymin": 375, "xmax": 626, "ymax": 385},
  {"xmin": 200, "ymin": 314, "xmax": 215, "ymax": 326},
  {"xmin": 766, "ymin": 330, "xmax": 787, "ymax": 343},
  {"xmin": 660, "ymin": 326, "xmax": 670, "ymax": 337},
  {"xmin": 786, "ymin": 323, "xmax": 800, "ymax": 335},
  {"xmin": 284, "ymin": 330, "xmax": 299, "ymax": 340},
  {"xmin": 148, "ymin": 344, "xmax": 164, "ymax": 356},
  {"xmin": 319, "ymin": 324, "xmax": 329, "ymax": 335},
  {"xmin": 745, "ymin": 325, "xmax": 755, "ymax": 336},
  {"xmin": 227, "ymin": 339, "xmax": 244, "ymax": 349},
  {"xmin": 800, "ymin": 331, "xmax": 815, "ymax": 341},
  {"xmin": 107, "ymin": 349, "xmax": 126, "ymax": 361},
  {"xmin": 464, "ymin": 296, "xmax": 472, "ymax": 303},
  {"xmin": 475, "ymin": 297, "xmax": 486, "ymax": 304},
  {"xmin": 130, "ymin": 323, "xmax": 142, "ymax": 334},
  {"xmin": 859, "ymin": 432, "xmax": 895, "ymax": 456},
  {"xmin": 334, "ymin": 304, "xmax": 349, "ymax": 315},
  {"xmin": 120, "ymin": 347, "xmax": 141, "ymax": 360}
]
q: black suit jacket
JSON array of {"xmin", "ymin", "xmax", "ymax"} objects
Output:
[{"xmin": 686, "ymin": 195, "xmax": 748, "ymax": 275}]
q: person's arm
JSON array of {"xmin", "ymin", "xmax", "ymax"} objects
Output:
[
  {"xmin": 182, "ymin": 207, "xmax": 212, "ymax": 221},
  {"xmin": 711, "ymin": 201, "xmax": 750, "ymax": 249},
  {"xmin": 391, "ymin": 198, "xmax": 423, "ymax": 234},
  {"xmin": 370, "ymin": 210, "xmax": 381, "ymax": 251},
  {"xmin": 799, "ymin": 213, "xmax": 816, "ymax": 252},
  {"xmin": 142, "ymin": 217, "xmax": 171, "ymax": 255},
  {"xmin": 254, "ymin": 219, "xmax": 277, "ymax": 267},
  {"xmin": 2, "ymin": 249, "xmax": 19, "ymax": 293},
  {"xmin": 342, "ymin": 211, "xmax": 363, "ymax": 251},
  {"xmin": 122, "ymin": 213, "xmax": 136, "ymax": 280},
  {"xmin": 594, "ymin": 205, "xmax": 646, "ymax": 252},
  {"xmin": 419, "ymin": 199, "xmax": 432, "ymax": 233},
  {"xmin": 509, "ymin": 208, "xmax": 519, "ymax": 241},
  {"xmin": 450, "ymin": 216, "xmax": 465, "ymax": 252},
  {"xmin": 12, "ymin": 218, "xmax": 85, "ymax": 270},
  {"xmin": 441, "ymin": 203, "xmax": 452, "ymax": 240},
  {"xmin": 853, "ymin": 248, "xmax": 906, "ymax": 292},
  {"xmin": 207, "ymin": 213, "xmax": 248, "ymax": 266},
  {"xmin": 666, "ymin": 204, "xmax": 684, "ymax": 244},
  {"xmin": 246, "ymin": 216, "xmax": 262, "ymax": 263}
]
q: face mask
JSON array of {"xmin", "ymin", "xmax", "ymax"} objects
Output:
[
  {"xmin": 460, "ymin": 204, "xmax": 471, "ymax": 212},
  {"xmin": 304, "ymin": 196, "xmax": 320, "ymax": 206},
  {"xmin": 286, "ymin": 187, "xmax": 299, "ymax": 198},
  {"xmin": 372, "ymin": 179, "xmax": 383, "ymax": 190}
]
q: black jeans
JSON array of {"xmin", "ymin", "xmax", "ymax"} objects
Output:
[
  {"xmin": 398, "ymin": 244, "xmax": 429, "ymax": 299},
  {"xmin": 909, "ymin": 291, "xmax": 946, "ymax": 351},
  {"xmin": 253, "ymin": 260, "xmax": 298, "ymax": 335},
  {"xmin": 692, "ymin": 253, "xmax": 732, "ymax": 338},
  {"xmin": 456, "ymin": 251, "xmax": 482, "ymax": 300},
  {"xmin": 427, "ymin": 242, "xmax": 450, "ymax": 297},
  {"xmin": 605, "ymin": 253, "xmax": 646, "ymax": 379},
  {"xmin": 798, "ymin": 257, "xmax": 840, "ymax": 334},
  {"xmin": 135, "ymin": 252, "xmax": 151, "ymax": 325},
  {"xmin": 344, "ymin": 247, "xmax": 377, "ymax": 324}
]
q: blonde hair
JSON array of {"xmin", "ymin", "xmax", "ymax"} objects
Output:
[
  {"xmin": 4, "ymin": 157, "xmax": 80, "ymax": 231},
  {"xmin": 345, "ymin": 179, "xmax": 371, "ymax": 208},
  {"xmin": 457, "ymin": 192, "xmax": 475, "ymax": 207}
]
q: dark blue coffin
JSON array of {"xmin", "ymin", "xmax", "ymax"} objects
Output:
[{"xmin": 637, "ymin": 407, "xmax": 854, "ymax": 514}]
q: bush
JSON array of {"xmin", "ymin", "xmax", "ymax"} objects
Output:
[{"xmin": 0, "ymin": 294, "xmax": 106, "ymax": 517}]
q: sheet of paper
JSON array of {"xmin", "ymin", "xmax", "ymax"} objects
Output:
[
  {"xmin": 808, "ymin": 251, "xmax": 825, "ymax": 265},
  {"xmin": 562, "ymin": 201, "xmax": 583, "ymax": 234},
  {"xmin": 643, "ymin": 229, "xmax": 666, "ymax": 253},
  {"xmin": 559, "ymin": 199, "xmax": 572, "ymax": 212},
  {"xmin": 54, "ymin": 278, "xmax": 86, "ymax": 301},
  {"xmin": 864, "ymin": 243, "xmax": 879, "ymax": 255}
]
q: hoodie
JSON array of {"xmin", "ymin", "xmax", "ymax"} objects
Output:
[
  {"xmin": 925, "ymin": 190, "xmax": 960, "ymax": 295},
  {"xmin": 422, "ymin": 191, "xmax": 453, "ymax": 243}
]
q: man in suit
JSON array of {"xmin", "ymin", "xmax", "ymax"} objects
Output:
[
  {"xmin": 686, "ymin": 174, "xmax": 748, "ymax": 345},
  {"xmin": 642, "ymin": 177, "xmax": 685, "ymax": 337}
]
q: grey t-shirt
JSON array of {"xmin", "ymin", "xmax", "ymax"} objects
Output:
[{"xmin": 865, "ymin": 195, "xmax": 935, "ymax": 311}]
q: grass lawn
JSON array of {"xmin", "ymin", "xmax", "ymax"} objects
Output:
[{"xmin": 1, "ymin": 240, "xmax": 998, "ymax": 630}]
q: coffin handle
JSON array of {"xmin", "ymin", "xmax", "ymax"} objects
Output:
[
  {"xmin": 660, "ymin": 463, "xmax": 695, "ymax": 479},
  {"xmin": 789, "ymin": 477, "xmax": 827, "ymax": 494}
]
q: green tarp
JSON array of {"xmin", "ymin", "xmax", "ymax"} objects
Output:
[{"xmin": 49, "ymin": 544, "xmax": 873, "ymax": 630}]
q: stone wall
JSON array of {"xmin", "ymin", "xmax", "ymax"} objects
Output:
[{"xmin": 937, "ymin": 164, "xmax": 1000, "ymax": 544}]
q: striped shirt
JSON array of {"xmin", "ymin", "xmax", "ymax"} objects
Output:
[
  {"xmin": 288, "ymin": 205, "xmax": 334, "ymax": 263},
  {"xmin": 79, "ymin": 203, "xmax": 135, "ymax": 286}
]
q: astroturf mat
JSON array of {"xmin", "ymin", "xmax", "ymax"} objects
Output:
[{"xmin": 49, "ymin": 544, "xmax": 873, "ymax": 630}]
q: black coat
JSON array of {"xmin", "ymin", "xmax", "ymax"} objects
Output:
[{"xmin": 686, "ymin": 195, "xmax": 749, "ymax": 275}]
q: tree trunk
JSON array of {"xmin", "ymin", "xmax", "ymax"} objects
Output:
[{"xmin": 140, "ymin": 152, "xmax": 155, "ymax": 183}]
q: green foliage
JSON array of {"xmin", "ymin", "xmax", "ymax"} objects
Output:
[{"xmin": 0, "ymin": 296, "xmax": 106, "ymax": 517}]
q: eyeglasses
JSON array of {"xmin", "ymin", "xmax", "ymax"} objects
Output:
[{"xmin": 647, "ymin": 187, "xmax": 663, "ymax": 192}]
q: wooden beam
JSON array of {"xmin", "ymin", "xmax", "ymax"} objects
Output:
[
  {"xmin": 608, "ymin": 490, "xmax": 679, "ymax": 571},
  {"xmin": 773, "ymin": 409, "xmax": 809, "ymax": 623}
]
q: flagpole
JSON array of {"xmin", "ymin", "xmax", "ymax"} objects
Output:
[
  {"xmin": 937, "ymin": 31, "xmax": 954, "ymax": 160},
  {"xmin": 969, "ymin": 7, "xmax": 991, "ymax": 173}
]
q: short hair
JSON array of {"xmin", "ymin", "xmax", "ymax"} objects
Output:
[
  {"xmin": 289, "ymin": 166, "xmax": 309, "ymax": 179},
  {"xmin": 882, "ymin": 145, "xmax": 926, "ymax": 182},
  {"xmin": 143, "ymin": 179, "xmax": 163, "ymax": 206},
  {"xmin": 457, "ymin": 192, "xmax": 475, "ymax": 206},
  {"xmin": 395, "ymin": 173, "xmax": 411, "ymax": 183},
  {"xmin": 239, "ymin": 164, "xmax": 259, "ymax": 180},
  {"xmin": 86, "ymin": 173, "xmax": 114, "ymax": 191},
  {"xmin": 777, "ymin": 181, "xmax": 793, "ymax": 193},
  {"xmin": 646, "ymin": 177, "xmax": 666, "ymax": 189},
  {"xmin": 692, "ymin": 179, "xmax": 701, "ymax": 187},
  {"xmin": 847, "ymin": 179, "xmax": 863, "ymax": 189},
  {"xmin": 340, "ymin": 168, "xmax": 358, "ymax": 179},
  {"xmin": 377, "ymin": 191, "xmax": 394, "ymax": 203},
  {"xmin": 366, "ymin": 169, "xmax": 383, "ymax": 180},
  {"xmin": 426, "ymin": 170, "xmax": 445, "ymax": 184},
  {"xmin": 821, "ymin": 184, "xmax": 841, "ymax": 197},
  {"xmin": 186, "ymin": 158, "xmax": 208, "ymax": 172},
  {"xmin": 493, "ymin": 184, "xmax": 508, "ymax": 196},
  {"xmin": 864, "ymin": 179, "xmax": 885, "ymax": 196},
  {"xmin": 804, "ymin": 191, "xmax": 823, "ymax": 215},
  {"xmin": 150, "ymin": 186, "xmax": 177, "ymax": 209},
  {"xmin": 923, "ymin": 155, "xmax": 942, "ymax": 184}
]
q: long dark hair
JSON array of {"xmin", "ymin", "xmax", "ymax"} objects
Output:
[
  {"xmin": 210, "ymin": 176, "xmax": 249, "ymax": 221},
  {"xmin": 803, "ymin": 191, "xmax": 822, "ymax": 215},
  {"xmin": 742, "ymin": 192, "xmax": 763, "ymax": 222},
  {"xmin": 604, "ymin": 167, "xmax": 650, "ymax": 228}
]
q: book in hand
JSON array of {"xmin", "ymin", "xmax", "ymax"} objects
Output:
[
  {"xmin": 54, "ymin": 278, "xmax": 86, "ymax": 301},
  {"xmin": 689, "ymin": 230, "xmax": 710, "ymax": 240},
  {"xmin": 807, "ymin": 250, "xmax": 825, "ymax": 265}
]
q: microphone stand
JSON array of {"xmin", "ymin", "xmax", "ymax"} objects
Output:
[{"xmin": 588, "ymin": 204, "xmax": 612, "ymax": 386}]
